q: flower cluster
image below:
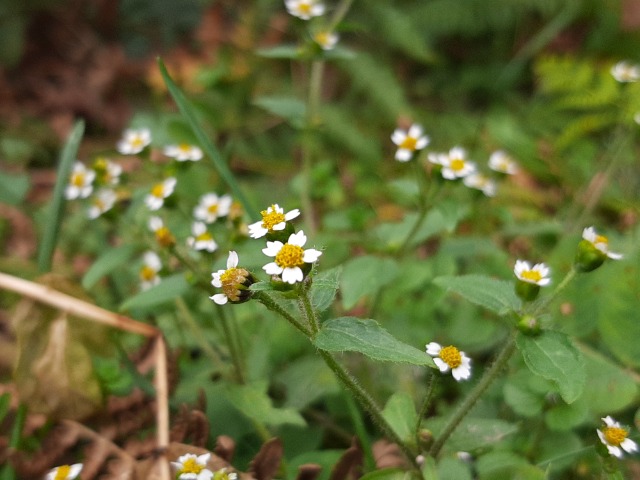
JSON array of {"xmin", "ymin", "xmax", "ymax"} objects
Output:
[
  {"xmin": 426, "ymin": 342, "xmax": 472, "ymax": 381},
  {"xmin": 597, "ymin": 416, "xmax": 638, "ymax": 458},
  {"xmin": 283, "ymin": 1, "xmax": 340, "ymax": 52},
  {"xmin": 610, "ymin": 61, "xmax": 640, "ymax": 83}
]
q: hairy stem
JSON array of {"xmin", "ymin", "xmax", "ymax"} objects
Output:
[
  {"xmin": 254, "ymin": 291, "xmax": 312, "ymax": 337},
  {"xmin": 217, "ymin": 305, "xmax": 245, "ymax": 384},
  {"xmin": 415, "ymin": 371, "xmax": 438, "ymax": 450}
]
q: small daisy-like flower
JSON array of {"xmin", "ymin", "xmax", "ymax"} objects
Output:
[
  {"xmin": 611, "ymin": 61, "xmax": 640, "ymax": 83},
  {"xmin": 212, "ymin": 467, "xmax": 238, "ymax": 480},
  {"xmin": 488, "ymin": 150, "xmax": 518, "ymax": 175},
  {"xmin": 93, "ymin": 157, "xmax": 122, "ymax": 185},
  {"xmin": 514, "ymin": 260, "xmax": 551, "ymax": 286},
  {"xmin": 139, "ymin": 251, "xmax": 162, "ymax": 290},
  {"xmin": 65, "ymin": 162, "xmax": 96, "ymax": 200},
  {"xmin": 193, "ymin": 193, "xmax": 232, "ymax": 224},
  {"xmin": 391, "ymin": 124, "xmax": 430, "ymax": 162},
  {"xmin": 145, "ymin": 177, "xmax": 176, "ymax": 211},
  {"xmin": 597, "ymin": 416, "xmax": 638, "ymax": 458},
  {"xmin": 164, "ymin": 143, "xmax": 203, "ymax": 162},
  {"xmin": 440, "ymin": 147, "xmax": 476, "ymax": 180},
  {"xmin": 463, "ymin": 173, "xmax": 497, "ymax": 197},
  {"xmin": 285, "ymin": 0, "xmax": 325, "ymax": 19},
  {"xmin": 248, "ymin": 204, "xmax": 300, "ymax": 239},
  {"xmin": 313, "ymin": 31, "xmax": 339, "ymax": 50},
  {"xmin": 45, "ymin": 463, "xmax": 83, "ymax": 480},
  {"xmin": 148, "ymin": 216, "xmax": 175, "ymax": 248},
  {"xmin": 187, "ymin": 222, "xmax": 218, "ymax": 252},
  {"xmin": 87, "ymin": 188, "xmax": 117, "ymax": 219},
  {"xmin": 210, "ymin": 251, "xmax": 255, "ymax": 305},
  {"xmin": 117, "ymin": 128, "xmax": 151, "ymax": 155},
  {"xmin": 426, "ymin": 342, "xmax": 472, "ymax": 381},
  {"xmin": 171, "ymin": 453, "xmax": 213, "ymax": 480},
  {"xmin": 582, "ymin": 227, "xmax": 622, "ymax": 260},
  {"xmin": 262, "ymin": 230, "xmax": 322, "ymax": 284}
]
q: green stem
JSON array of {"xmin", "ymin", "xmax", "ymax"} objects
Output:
[
  {"xmin": 299, "ymin": 281, "xmax": 320, "ymax": 334},
  {"xmin": 415, "ymin": 371, "xmax": 438, "ymax": 450},
  {"xmin": 175, "ymin": 298, "xmax": 225, "ymax": 369},
  {"xmin": 327, "ymin": 0, "xmax": 354, "ymax": 31},
  {"xmin": 429, "ymin": 333, "xmax": 517, "ymax": 458},
  {"xmin": 254, "ymin": 291, "xmax": 313, "ymax": 337},
  {"xmin": 395, "ymin": 161, "xmax": 433, "ymax": 257},
  {"xmin": 217, "ymin": 306, "xmax": 245, "ymax": 384},
  {"xmin": 528, "ymin": 267, "xmax": 577, "ymax": 317}
]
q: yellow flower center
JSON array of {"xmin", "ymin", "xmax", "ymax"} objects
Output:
[
  {"xmin": 603, "ymin": 426, "xmax": 628, "ymax": 446},
  {"xmin": 196, "ymin": 231, "xmax": 213, "ymax": 242},
  {"xmin": 220, "ymin": 267, "xmax": 249, "ymax": 302},
  {"xmin": 93, "ymin": 198, "xmax": 105, "ymax": 211},
  {"xmin": 94, "ymin": 158, "xmax": 108, "ymax": 171},
  {"xmin": 261, "ymin": 206, "xmax": 286, "ymax": 231},
  {"xmin": 299, "ymin": 2, "xmax": 312, "ymax": 14},
  {"xmin": 521, "ymin": 270, "xmax": 542, "ymax": 283},
  {"xmin": 315, "ymin": 32, "xmax": 330, "ymax": 46},
  {"xmin": 179, "ymin": 143, "xmax": 191, "ymax": 152},
  {"xmin": 275, "ymin": 244, "xmax": 304, "ymax": 268},
  {"xmin": 71, "ymin": 172, "xmax": 86, "ymax": 187},
  {"xmin": 54, "ymin": 465, "xmax": 71, "ymax": 480},
  {"xmin": 595, "ymin": 234, "xmax": 609, "ymax": 245},
  {"xmin": 180, "ymin": 457, "xmax": 204, "ymax": 474},
  {"xmin": 151, "ymin": 183, "xmax": 165, "ymax": 198},
  {"xmin": 450, "ymin": 158, "xmax": 465, "ymax": 171},
  {"xmin": 207, "ymin": 203, "xmax": 219, "ymax": 214},
  {"xmin": 140, "ymin": 265, "xmax": 157, "ymax": 281},
  {"xmin": 399, "ymin": 136, "xmax": 417, "ymax": 151},
  {"xmin": 131, "ymin": 135, "xmax": 145, "ymax": 148},
  {"xmin": 439, "ymin": 346, "xmax": 462, "ymax": 369},
  {"xmin": 155, "ymin": 227, "xmax": 175, "ymax": 247}
]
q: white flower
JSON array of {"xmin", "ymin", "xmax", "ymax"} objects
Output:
[
  {"xmin": 145, "ymin": 177, "xmax": 177, "ymax": 211},
  {"xmin": 171, "ymin": 452, "xmax": 213, "ymax": 480},
  {"xmin": 262, "ymin": 230, "xmax": 322, "ymax": 284},
  {"xmin": 597, "ymin": 416, "xmax": 638, "ymax": 458},
  {"xmin": 187, "ymin": 222, "xmax": 218, "ymax": 252},
  {"xmin": 193, "ymin": 193, "xmax": 232, "ymax": 223},
  {"xmin": 488, "ymin": 150, "xmax": 518, "ymax": 175},
  {"xmin": 427, "ymin": 152, "xmax": 448, "ymax": 166},
  {"xmin": 426, "ymin": 342, "xmax": 472, "ymax": 381},
  {"xmin": 213, "ymin": 468, "xmax": 238, "ymax": 480},
  {"xmin": 210, "ymin": 251, "xmax": 254, "ymax": 305},
  {"xmin": 93, "ymin": 157, "xmax": 123, "ymax": 185},
  {"xmin": 87, "ymin": 189, "xmax": 117, "ymax": 219},
  {"xmin": 45, "ymin": 464, "xmax": 83, "ymax": 480},
  {"xmin": 139, "ymin": 251, "xmax": 162, "ymax": 290},
  {"xmin": 313, "ymin": 31, "xmax": 339, "ymax": 50},
  {"xmin": 514, "ymin": 260, "xmax": 551, "ymax": 286},
  {"xmin": 65, "ymin": 162, "xmax": 95, "ymax": 200},
  {"xmin": 164, "ymin": 143, "xmax": 203, "ymax": 162},
  {"xmin": 391, "ymin": 124, "xmax": 430, "ymax": 162},
  {"xmin": 463, "ymin": 173, "xmax": 496, "ymax": 197},
  {"xmin": 440, "ymin": 147, "xmax": 476, "ymax": 179},
  {"xmin": 117, "ymin": 128, "xmax": 151, "ymax": 155},
  {"xmin": 582, "ymin": 226, "xmax": 623, "ymax": 260},
  {"xmin": 248, "ymin": 204, "xmax": 300, "ymax": 238},
  {"xmin": 285, "ymin": 0, "xmax": 325, "ymax": 20},
  {"xmin": 611, "ymin": 61, "xmax": 640, "ymax": 83}
]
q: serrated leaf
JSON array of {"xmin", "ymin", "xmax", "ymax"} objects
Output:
[
  {"xmin": 82, "ymin": 245, "xmax": 136, "ymax": 289},
  {"xmin": 225, "ymin": 382, "xmax": 305, "ymax": 427},
  {"xmin": 253, "ymin": 96, "xmax": 306, "ymax": 128},
  {"xmin": 433, "ymin": 274, "xmax": 521, "ymax": 315},
  {"xmin": 382, "ymin": 392, "xmax": 418, "ymax": 442},
  {"xmin": 309, "ymin": 266, "xmax": 341, "ymax": 313},
  {"xmin": 516, "ymin": 331, "xmax": 585, "ymax": 404},
  {"xmin": 119, "ymin": 274, "xmax": 189, "ymax": 311},
  {"xmin": 314, "ymin": 317, "xmax": 435, "ymax": 366},
  {"xmin": 340, "ymin": 256, "xmax": 399, "ymax": 310},
  {"xmin": 428, "ymin": 417, "xmax": 517, "ymax": 452}
]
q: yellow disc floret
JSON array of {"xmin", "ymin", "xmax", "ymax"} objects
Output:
[
  {"xmin": 180, "ymin": 457, "xmax": 205, "ymax": 474},
  {"xmin": 275, "ymin": 244, "xmax": 304, "ymax": 268},
  {"xmin": 71, "ymin": 172, "xmax": 86, "ymax": 187},
  {"xmin": 299, "ymin": 2, "xmax": 312, "ymax": 14},
  {"xmin": 400, "ymin": 136, "xmax": 418, "ymax": 151},
  {"xmin": 439, "ymin": 346, "xmax": 462, "ymax": 369},
  {"xmin": 151, "ymin": 183, "xmax": 165, "ymax": 198},
  {"xmin": 155, "ymin": 227, "xmax": 175, "ymax": 247},
  {"xmin": 450, "ymin": 158, "xmax": 465, "ymax": 172},
  {"xmin": 53, "ymin": 465, "xmax": 71, "ymax": 480},
  {"xmin": 261, "ymin": 206, "xmax": 286, "ymax": 231},
  {"xmin": 603, "ymin": 426, "xmax": 628, "ymax": 447},
  {"xmin": 521, "ymin": 270, "xmax": 542, "ymax": 283},
  {"xmin": 220, "ymin": 267, "xmax": 250, "ymax": 302},
  {"xmin": 140, "ymin": 265, "xmax": 157, "ymax": 281}
]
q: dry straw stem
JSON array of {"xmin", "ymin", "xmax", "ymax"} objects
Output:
[{"xmin": 0, "ymin": 271, "xmax": 171, "ymax": 480}]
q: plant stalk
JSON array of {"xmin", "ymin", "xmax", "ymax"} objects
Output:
[
  {"xmin": 217, "ymin": 305, "xmax": 245, "ymax": 384},
  {"xmin": 415, "ymin": 371, "xmax": 438, "ymax": 450},
  {"xmin": 254, "ymin": 291, "xmax": 313, "ymax": 337}
]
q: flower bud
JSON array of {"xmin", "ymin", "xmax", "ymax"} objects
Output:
[
  {"xmin": 574, "ymin": 239, "xmax": 606, "ymax": 272},
  {"xmin": 517, "ymin": 315, "xmax": 541, "ymax": 335}
]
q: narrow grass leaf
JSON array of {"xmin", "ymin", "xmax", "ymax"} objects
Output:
[
  {"xmin": 119, "ymin": 273, "xmax": 189, "ymax": 311},
  {"xmin": 157, "ymin": 58, "xmax": 255, "ymax": 215},
  {"xmin": 82, "ymin": 244, "xmax": 136, "ymax": 289},
  {"xmin": 516, "ymin": 330, "xmax": 586, "ymax": 404},
  {"xmin": 314, "ymin": 317, "xmax": 436, "ymax": 367},
  {"xmin": 37, "ymin": 120, "xmax": 85, "ymax": 272},
  {"xmin": 433, "ymin": 274, "xmax": 521, "ymax": 315}
]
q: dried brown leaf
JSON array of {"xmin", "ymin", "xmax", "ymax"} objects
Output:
[{"xmin": 248, "ymin": 438, "xmax": 283, "ymax": 480}]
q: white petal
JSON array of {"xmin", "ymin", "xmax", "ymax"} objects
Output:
[
  {"xmin": 452, "ymin": 365, "xmax": 471, "ymax": 381},
  {"xmin": 272, "ymin": 222, "xmax": 286, "ymax": 231},
  {"xmin": 622, "ymin": 438, "xmax": 638, "ymax": 453},
  {"xmin": 391, "ymin": 130, "xmax": 406, "ymax": 145},
  {"xmin": 263, "ymin": 262, "xmax": 283, "ymax": 275},
  {"xmin": 433, "ymin": 357, "xmax": 450, "ymax": 373},
  {"xmin": 415, "ymin": 136, "xmax": 430, "ymax": 149},
  {"xmin": 197, "ymin": 453, "xmax": 211, "ymax": 464},
  {"xmin": 425, "ymin": 342, "xmax": 441, "ymax": 356},
  {"xmin": 282, "ymin": 267, "xmax": 304, "ymax": 284},
  {"xmin": 288, "ymin": 230, "xmax": 307, "ymax": 247},
  {"xmin": 285, "ymin": 209, "xmax": 300, "ymax": 220},
  {"xmin": 408, "ymin": 124, "xmax": 424, "ymax": 138},
  {"xmin": 608, "ymin": 445, "xmax": 624, "ymax": 458},
  {"xmin": 211, "ymin": 294, "xmax": 228, "ymax": 305},
  {"xmin": 395, "ymin": 149, "xmax": 412, "ymax": 162},
  {"xmin": 192, "ymin": 222, "xmax": 207, "ymax": 235},
  {"xmin": 211, "ymin": 272, "xmax": 223, "ymax": 288},
  {"xmin": 602, "ymin": 416, "xmax": 617, "ymax": 427},
  {"xmin": 263, "ymin": 241, "xmax": 283, "ymax": 256},
  {"xmin": 303, "ymin": 249, "xmax": 322, "ymax": 263},
  {"xmin": 227, "ymin": 251, "xmax": 239, "ymax": 268},
  {"xmin": 69, "ymin": 464, "xmax": 83, "ymax": 478},
  {"xmin": 607, "ymin": 251, "xmax": 623, "ymax": 260}
]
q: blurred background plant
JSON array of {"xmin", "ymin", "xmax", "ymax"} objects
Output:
[{"xmin": 1, "ymin": 0, "xmax": 639, "ymax": 479}]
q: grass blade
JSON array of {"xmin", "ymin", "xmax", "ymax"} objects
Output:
[
  {"xmin": 157, "ymin": 58, "xmax": 256, "ymax": 216},
  {"xmin": 37, "ymin": 120, "xmax": 85, "ymax": 273}
]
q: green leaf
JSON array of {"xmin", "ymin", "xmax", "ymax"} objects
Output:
[
  {"xmin": 428, "ymin": 417, "xmax": 518, "ymax": 452},
  {"xmin": 382, "ymin": 392, "xmax": 418, "ymax": 442},
  {"xmin": 516, "ymin": 331, "xmax": 586, "ymax": 404},
  {"xmin": 0, "ymin": 171, "xmax": 29, "ymax": 205},
  {"xmin": 158, "ymin": 59, "xmax": 255, "ymax": 215},
  {"xmin": 254, "ymin": 95, "xmax": 306, "ymax": 128},
  {"xmin": 37, "ymin": 120, "xmax": 85, "ymax": 272},
  {"xmin": 255, "ymin": 44, "xmax": 301, "ymax": 59},
  {"xmin": 119, "ymin": 274, "xmax": 189, "ymax": 311},
  {"xmin": 276, "ymin": 357, "xmax": 339, "ymax": 410},
  {"xmin": 477, "ymin": 451, "xmax": 545, "ymax": 480},
  {"xmin": 314, "ymin": 317, "xmax": 435, "ymax": 366},
  {"xmin": 225, "ymin": 382, "xmax": 305, "ymax": 427},
  {"xmin": 82, "ymin": 245, "xmax": 137, "ymax": 289},
  {"xmin": 437, "ymin": 457, "xmax": 472, "ymax": 480},
  {"xmin": 309, "ymin": 266, "xmax": 341, "ymax": 313},
  {"xmin": 545, "ymin": 396, "xmax": 588, "ymax": 431},
  {"xmin": 359, "ymin": 469, "xmax": 406, "ymax": 480},
  {"xmin": 0, "ymin": 393, "xmax": 9, "ymax": 423},
  {"xmin": 433, "ymin": 274, "xmax": 521, "ymax": 315},
  {"xmin": 503, "ymin": 381, "xmax": 544, "ymax": 418},
  {"xmin": 340, "ymin": 256, "xmax": 399, "ymax": 310}
]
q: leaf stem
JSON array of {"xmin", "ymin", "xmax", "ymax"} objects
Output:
[
  {"xmin": 299, "ymin": 280, "xmax": 320, "ymax": 334},
  {"xmin": 528, "ymin": 266, "xmax": 577, "ymax": 317},
  {"xmin": 217, "ymin": 305, "xmax": 245, "ymax": 384},
  {"xmin": 254, "ymin": 291, "xmax": 313, "ymax": 337},
  {"xmin": 415, "ymin": 371, "xmax": 438, "ymax": 450},
  {"xmin": 429, "ymin": 332, "xmax": 517, "ymax": 458}
]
